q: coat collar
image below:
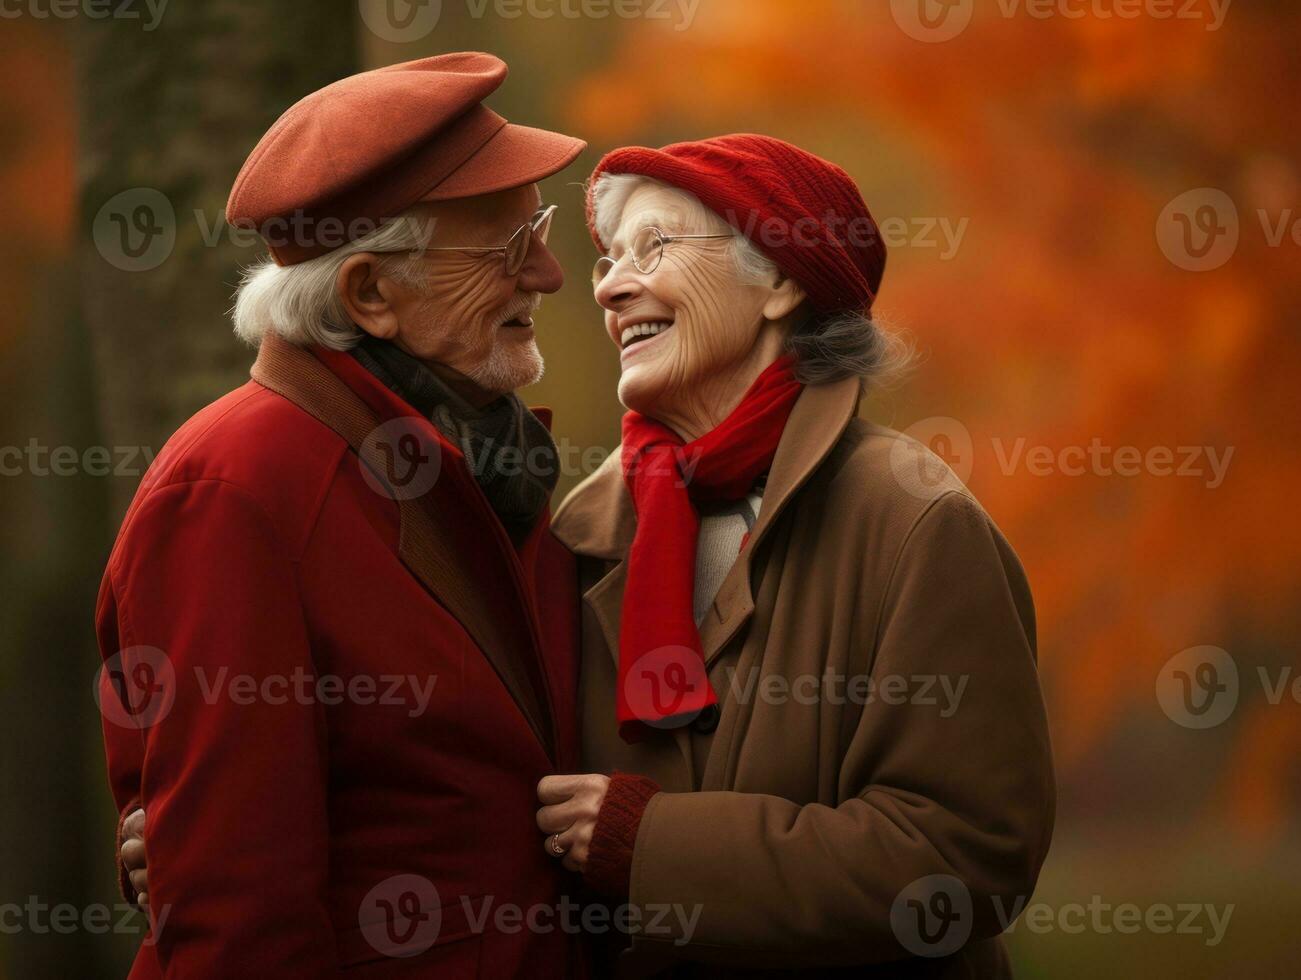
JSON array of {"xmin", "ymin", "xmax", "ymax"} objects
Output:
[
  {"xmin": 250, "ymin": 333, "xmax": 558, "ymax": 762},
  {"xmin": 552, "ymin": 374, "xmax": 863, "ymax": 670}
]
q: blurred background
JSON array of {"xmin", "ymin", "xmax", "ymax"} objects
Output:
[{"xmin": 1, "ymin": 0, "xmax": 1298, "ymax": 975}]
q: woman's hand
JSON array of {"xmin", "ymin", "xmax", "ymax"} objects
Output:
[
  {"xmin": 535, "ymin": 773, "xmax": 610, "ymax": 873},
  {"xmin": 121, "ymin": 807, "xmax": 148, "ymax": 907}
]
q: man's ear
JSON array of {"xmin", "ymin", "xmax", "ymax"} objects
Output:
[
  {"xmin": 762, "ymin": 274, "xmax": 807, "ymax": 322},
  {"xmin": 336, "ymin": 253, "xmax": 401, "ymax": 340}
]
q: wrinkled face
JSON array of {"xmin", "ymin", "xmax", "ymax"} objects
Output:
[
  {"xmin": 383, "ymin": 184, "xmax": 562, "ymax": 396},
  {"xmin": 594, "ymin": 185, "xmax": 776, "ymax": 418}
]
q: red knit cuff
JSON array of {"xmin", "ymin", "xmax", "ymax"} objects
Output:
[
  {"xmin": 116, "ymin": 799, "xmax": 141, "ymax": 905},
  {"xmin": 584, "ymin": 773, "xmax": 660, "ymax": 898}
]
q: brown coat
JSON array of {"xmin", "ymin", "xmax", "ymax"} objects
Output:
[{"xmin": 551, "ymin": 376, "xmax": 1056, "ymax": 979}]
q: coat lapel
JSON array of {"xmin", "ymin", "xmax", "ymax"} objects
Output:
[
  {"xmin": 251, "ymin": 334, "xmax": 555, "ymax": 761},
  {"xmin": 698, "ymin": 377, "xmax": 862, "ymax": 669},
  {"xmin": 552, "ymin": 376, "xmax": 863, "ymax": 783}
]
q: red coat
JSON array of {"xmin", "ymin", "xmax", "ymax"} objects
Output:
[{"xmin": 95, "ymin": 334, "xmax": 583, "ymax": 978}]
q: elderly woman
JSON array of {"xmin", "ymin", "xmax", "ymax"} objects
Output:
[{"xmin": 537, "ymin": 135, "xmax": 1056, "ymax": 978}]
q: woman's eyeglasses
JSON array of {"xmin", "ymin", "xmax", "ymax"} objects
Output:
[
  {"xmin": 592, "ymin": 225, "xmax": 733, "ymax": 287},
  {"xmin": 373, "ymin": 204, "xmax": 557, "ymax": 277}
]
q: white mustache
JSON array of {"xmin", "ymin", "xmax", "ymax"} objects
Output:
[{"xmin": 498, "ymin": 294, "xmax": 542, "ymax": 325}]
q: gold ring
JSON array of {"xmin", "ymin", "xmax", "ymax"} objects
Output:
[{"xmin": 550, "ymin": 834, "xmax": 566, "ymax": 856}]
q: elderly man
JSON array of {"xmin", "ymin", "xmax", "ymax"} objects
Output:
[{"xmin": 96, "ymin": 53, "xmax": 587, "ymax": 978}]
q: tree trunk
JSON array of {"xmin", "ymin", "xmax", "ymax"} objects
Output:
[{"xmin": 0, "ymin": 5, "xmax": 360, "ymax": 975}]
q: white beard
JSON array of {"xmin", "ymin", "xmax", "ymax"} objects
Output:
[{"xmin": 466, "ymin": 336, "xmax": 545, "ymax": 395}]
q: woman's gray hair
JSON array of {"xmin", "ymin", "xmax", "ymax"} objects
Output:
[
  {"xmin": 230, "ymin": 211, "xmax": 434, "ymax": 350},
  {"xmin": 589, "ymin": 173, "xmax": 914, "ymax": 388}
]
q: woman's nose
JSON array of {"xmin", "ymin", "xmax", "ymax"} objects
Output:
[{"xmin": 593, "ymin": 259, "xmax": 644, "ymax": 310}]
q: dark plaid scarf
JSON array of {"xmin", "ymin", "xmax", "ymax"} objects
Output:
[{"xmin": 350, "ymin": 335, "xmax": 559, "ymax": 540}]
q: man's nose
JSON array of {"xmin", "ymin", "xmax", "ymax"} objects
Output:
[
  {"xmin": 593, "ymin": 258, "xmax": 645, "ymax": 312},
  {"xmin": 516, "ymin": 232, "xmax": 564, "ymax": 294}
]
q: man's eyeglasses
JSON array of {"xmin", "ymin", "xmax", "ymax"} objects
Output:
[
  {"xmin": 373, "ymin": 204, "xmax": 557, "ymax": 277},
  {"xmin": 592, "ymin": 225, "xmax": 733, "ymax": 287}
]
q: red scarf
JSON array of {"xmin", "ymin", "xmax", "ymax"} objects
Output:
[{"xmin": 617, "ymin": 355, "xmax": 803, "ymax": 742}]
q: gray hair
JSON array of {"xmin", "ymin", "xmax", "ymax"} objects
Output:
[
  {"xmin": 589, "ymin": 173, "xmax": 913, "ymax": 388},
  {"xmin": 230, "ymin": 211, "xmax": 434, "ymax": 350}
]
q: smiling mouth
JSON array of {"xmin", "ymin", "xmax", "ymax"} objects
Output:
[
  {"xmin": 501, "ymin": 313, "xmax": 534, "ymax": 328},
  {"xmin": 620, "ymin": 320, "xmax": 674, "ymax": 349}
]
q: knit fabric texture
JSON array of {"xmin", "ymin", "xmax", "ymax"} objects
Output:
[{"xmin": 587, "ymin": 133, "xmax": 886, "ymax": 314}]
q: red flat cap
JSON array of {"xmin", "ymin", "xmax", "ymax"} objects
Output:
[{"xmin": 227, "ymin": 52, "xmax": 586, "ymax": 266}]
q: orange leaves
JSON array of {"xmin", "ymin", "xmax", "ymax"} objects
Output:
[{"xmin": 559, "ymin": 0, "xmax": 1301, "ymax": 821}]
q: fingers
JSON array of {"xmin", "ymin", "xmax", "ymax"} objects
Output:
[
  {"xmin": 121, "ymin": 836, "xmax": 146, "ymax": 872},
  {"xmin": 537, "ymin": 774, "xmax": 611, "ymax": 875},
  {"xmin": 540, "ymin": 828, "xmax": 588, "ymax": 872},
  {"xmin": 122, "ymin": 807, "xmax": 146, "ymax": 842},
  {"xmin": 121, "ymin": 807, "xmax": 148, "ymax": 908},
  {"xmin": 535, "ymin": 797, "xmax": 590, "ymax": 834},
  {"xmin": 536, "ymin": 774, "xmax": 588, "ymax": 805}
]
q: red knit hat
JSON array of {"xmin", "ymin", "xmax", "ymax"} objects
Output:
[{"xmin": 586, "ymin": 134, "xmax": 885, "ymax": 314}]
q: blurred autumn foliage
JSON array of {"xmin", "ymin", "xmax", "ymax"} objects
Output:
[
  {"xmin": 0, "ymin": 23, "xmax": 76, "ymax": 354},
  {"xmin": 565, "ymin": 0, "xmax": 1301, "ymax": 840},
  {"xmin": 2, "ymin": 1, "xmax": 1299, "ymax": 975}
]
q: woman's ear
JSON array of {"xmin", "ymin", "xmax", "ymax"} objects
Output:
[
  {"xmin": 336, "ymin": 253, "xmax": 401, "ymax": 340},
  {"xmin": 762, "ymin": 274, "xmax": 807, "ymax": 323}
]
